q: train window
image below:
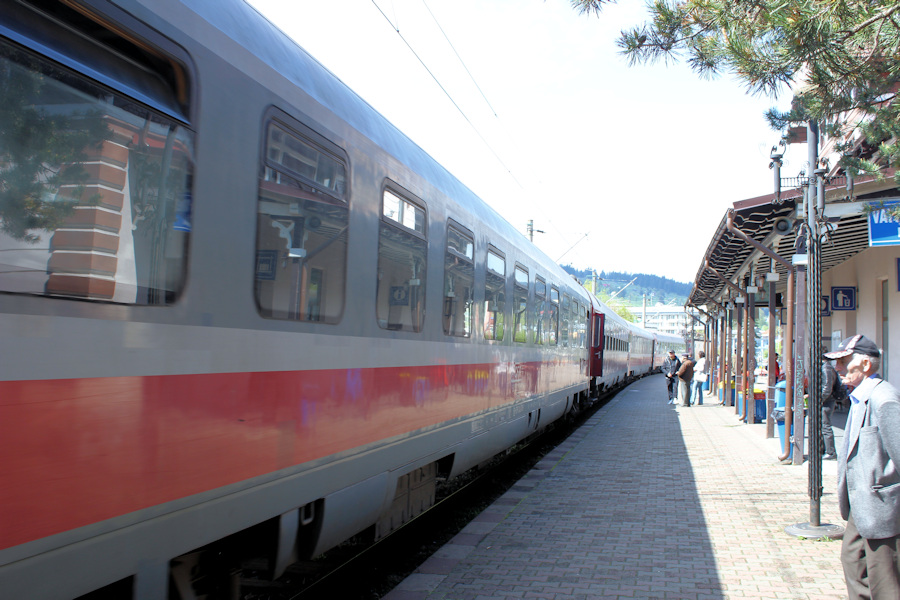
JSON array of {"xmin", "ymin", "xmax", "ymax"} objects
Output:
[
  {"xmin": 512, "ymin": 265, "xmax": 528, "ymax": 343},
  {"xmin": 578, "ymin": 304, "xmax": 587, "ymax": 349},
  {"xmin": 548, "ymin": 287, "xmax": 559, "ymax": 346},
  {"xmin": 484, "ymin": 247, "xmax": 505, "ymax": 341},
  {"xmin": 443, "ymin": 223, "xmax": 473, "ymax": 337},
  {"xmin": 0, "ymin": 38, "xmax": 193, "ymax": 304},
  {"xmin": 377, "ymin": 187, "xmax": 427, "ymax": 331},
  {"xmin": 255, "ymin": 120, "xmax": 348, "ymax": 322},
  {"xmin": 560, "ymin": 294, "xmax": 570, "ymax": 347},
  {"xmin": 571, "ymin": 301, "xmax": 580, "ymax": 348},
  {"xmin": 533, "ymin": 277, "xmax": 545, "ymax": 345}
]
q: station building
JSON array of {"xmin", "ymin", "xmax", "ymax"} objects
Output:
[{"xmin": 686, "ymin": 124, "xmax": 899, "ymax": 460}]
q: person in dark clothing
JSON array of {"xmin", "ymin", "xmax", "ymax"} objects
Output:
[
  {"xmin": 821, "ymin": 357, "xmax": 839, "ymax": 459},
  {"xmin": 663, "ymin": 350, "xmax": 681, "ymax": 404},
  {"xmin": 677, "ymin": 354, "xmax": 694, "ymax": 407}
]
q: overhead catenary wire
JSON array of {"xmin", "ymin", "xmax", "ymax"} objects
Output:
[
  {"xmin": 420, "ymin": 0, "xmax": 498, "ymax": 118},
  {"xmin": 370, "ymin": 0, "xmax": 521, "ymax": 188},
  {"xmin": 370, "ymin": 1, "xmax": 573, "ymax": 257},
  {"xmin": 416, "ymin": 2, "xmax": 570, "ymax": 245}
]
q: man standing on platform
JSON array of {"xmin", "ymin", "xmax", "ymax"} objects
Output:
[
  {"xmin": 664, "ymin": 350, "xmax": 680, "ymax": 404},
  {"xmin": 825, "ymin": 335, "xmax": 900, "ymax": 599},
  {"xmin": 676, "ymin": 354, "xmax": 694, "ymax": 408}
]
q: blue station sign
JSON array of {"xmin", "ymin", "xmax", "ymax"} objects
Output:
[{"xmin": 868, "ymin": 201, "xmax": 900, "ymax": 246}]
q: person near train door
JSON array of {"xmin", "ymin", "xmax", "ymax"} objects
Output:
[
  {"xmin": 691, "ymin": 351, "xmax": 707, "ymax": 405},
  {"xmin": 825, "ymin": 335, "xmax": 900, "ymax": 599},
  {"xmin": 664, "ymin": 350, "xmax": 681, "ymax": 404},
  {"xmin": 676, "ymin": 354, "xmax": 694, "ymax": 407}
]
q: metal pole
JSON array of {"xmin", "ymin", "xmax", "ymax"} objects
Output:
[
  {"xmin": 736, "ymin": 301, "xmax": 744, "ymax": 416},
  {"xmin": 794, "ymin": 252, "xmax": 807, "ymax": 466},
  {"xmin": 720, "ymin": 311, "xmax": 727, "ymax": 400},
  {"xmin": 746, "ymin": 286, "xmax": 756, "ymax": 423},
  {"xmin": 767, "ymin": 272, "xmax": 777, "ymax": 439},
  {"xmin": 808, "ymin": 168, "xmax": 824, "ymax": 527},
  {"xmin": 785, "ymin": 122, "xmax": 842, "ymax": 539},
  {"xmin": 782, "ymin": 269, "xmax": 795, "ymax": 462},
  {"xmin": 726, "ymin": 306, "xmax": 733, "ymax": 407}
]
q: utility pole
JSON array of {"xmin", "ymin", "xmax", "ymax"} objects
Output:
[{"xmin": 526, "ymin": 220, "xmax": 544, "ymax": 242}]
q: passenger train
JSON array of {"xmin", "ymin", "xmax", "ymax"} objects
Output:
[{"xmin": 0, "ymin": 1, "xmax": 686, "ymax": 597}]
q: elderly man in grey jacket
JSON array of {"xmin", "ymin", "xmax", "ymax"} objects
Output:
[{"xmin": 826, "ymin": 335, "xmax": 900, "ymax": 599}]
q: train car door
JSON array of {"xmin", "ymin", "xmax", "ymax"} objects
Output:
[{"xmin": 590, "ymin": 310, "xmax": 605, "ymax": 377}]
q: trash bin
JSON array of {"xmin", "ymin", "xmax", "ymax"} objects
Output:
[
  {"xmin": 703, "ymin": 380, "xmax": 710, "ymax": 392},
  {"xmin": 773, "ymin": 380, "xmax": 805, "ymax": 459},
  {"xmin": 718, "ymin": 381, "xmax": 735, "ymax": 405},
  {"xmin": 753, "ymin": 390, "xmax": 766, "ymax": 423}
]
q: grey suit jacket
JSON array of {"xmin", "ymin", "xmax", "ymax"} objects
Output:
[{"xmin": 838, "ymin": 375, "xmax": 900, "ymax": 539}]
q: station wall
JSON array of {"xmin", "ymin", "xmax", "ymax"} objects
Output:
[{"xmin": 824, "ymin": 245, "xmax": 900, "ymax": 382}]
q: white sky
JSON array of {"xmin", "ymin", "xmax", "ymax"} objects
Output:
[{"xmin": 245, "ymin": 0, "xmax": 805, "ymax": 285}]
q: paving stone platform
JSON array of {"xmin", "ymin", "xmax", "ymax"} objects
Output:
[{"xmin": 384, "ymin": 373, "xmax": 848, "ymax": 600}]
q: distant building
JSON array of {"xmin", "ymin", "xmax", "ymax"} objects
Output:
[{"xmin": 626, "ymin": 304, "xmax": 690, "ymax": 337}]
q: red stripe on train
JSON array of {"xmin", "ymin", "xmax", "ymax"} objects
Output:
[{"xmin": 0, "ymin": 359, "xmax": 580, "ymax": 550}]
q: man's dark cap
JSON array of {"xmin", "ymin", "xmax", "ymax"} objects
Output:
[{"xmin": 824, "ymin": 334, "xmax": 880, "ymax": 359}]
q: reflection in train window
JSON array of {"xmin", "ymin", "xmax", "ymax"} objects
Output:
[
  {"xmin": 548, "ymin": 287, "xmax": 559, "ymax": 346},
  {"xmin": 377, "ymin": 188, "xmax": 427, "ymax": 332},
  {"xmin": 255, "ymin": 121, "xmax": 348, "ymax": 322},
  {"xmin": 513, "ymin": 265, "xmax": 529, "ymax": 343},
  {"xmin": 484, "ymin": 248, "xmax": 505, "ymax": 341},
  {"xmin": 534, "ymin": 277, "xmax": 546, "ymax": 345},
  {"xmin": 0, "ymin": 40, "xmax": 193, "ymax": 304},
  {"xmin": 572, "ymin": 301, "xmax": 581, "ymax": 348},
  {"xmin": 560, "ymin": 294, "xmax": 570, "ymax": 347},
  {"xmin": 443, "ymin": 223, "xmax": 473, "ymax": 337}
]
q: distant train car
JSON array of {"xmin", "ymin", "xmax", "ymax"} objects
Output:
[
  {"xmin": 653, "ymin": 332, "xmax": 689, "ymax": 370},
  {"xmin": 585, "ymin": 298, "xmax": 662, "ymax": 395},
  {"xmin": 0, "ymin": 1, "xmax": 648, "ymax": 599}
]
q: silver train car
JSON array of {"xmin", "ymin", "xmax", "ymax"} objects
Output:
[{"xmin": 0, "ymin": 1, "xmax": 680, "ymax": 597}]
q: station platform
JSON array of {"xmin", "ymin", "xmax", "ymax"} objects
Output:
[{"xmin": 384, "ymin": 373, "xmax": 848, "ymax": 600}]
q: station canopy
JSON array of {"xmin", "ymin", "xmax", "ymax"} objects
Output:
[{"xmin": 688, "ymin": 173, "xmax": 897, "ymax": 309}]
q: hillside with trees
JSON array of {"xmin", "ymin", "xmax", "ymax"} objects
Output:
[{"xmin": 560, "ymin": 266, "xmax": 690, "ymax": 321}]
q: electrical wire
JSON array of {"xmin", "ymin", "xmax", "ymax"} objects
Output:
[
  {"xmin": 371, "ymin": 1, "xmax": 582, "ymax": 257},
  {"xmin": 420, "ymin": 0, "xmax": 497, "ymax": 118},
  {"xmin": 369, "ymin": 0, "xmax": 522, "ymax": 188}
]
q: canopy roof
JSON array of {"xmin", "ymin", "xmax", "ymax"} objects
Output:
[{"xmin": 688, "ymin": 174, "xmax": 898, "ymax": 309}]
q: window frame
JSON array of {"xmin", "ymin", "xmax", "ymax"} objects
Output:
[
  {"xmin": 254, "ymin": 109, "xmax": 351, "ymax": 324},
  {"xmin": 442, "ymin": 220, "xmax": 475, "ymax": 338},
  {"xmin": 0, "ymin": 29, "xmax": 194, "ymax": 306},
  {"xmin": 376, "ymin": 182, "xmax": 428, "ymax": 333},
  {"xmin": 512, "ymin": 264, "xmax": 529, "ymax": 344},
  {"xmin": 483, "ymin": 245, "xmax": 506, "ymax": 342}
]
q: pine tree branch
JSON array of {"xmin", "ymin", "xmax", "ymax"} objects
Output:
[{"xmin": 839, "ymin": 4, "xmax": 900, "ymax": 39}]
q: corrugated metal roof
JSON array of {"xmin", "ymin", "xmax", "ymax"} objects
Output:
[{"xmin": 688, "ymin": 176, "xmax": 897, "ymax": 308}]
